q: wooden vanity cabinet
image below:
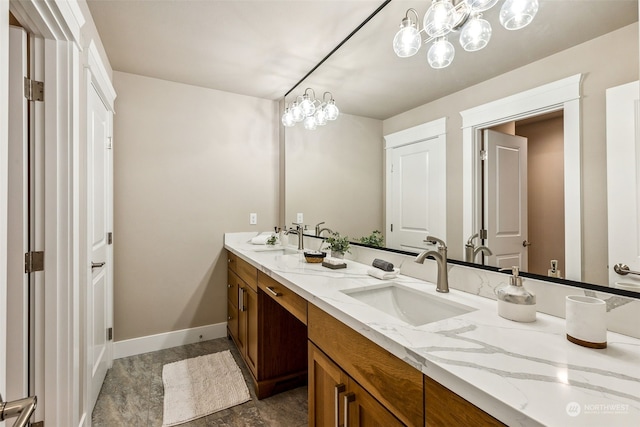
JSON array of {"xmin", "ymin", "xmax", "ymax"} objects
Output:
[
  {"xmin": 227, "ymin": 252, "xmax": 307, "ymax": 399},
  {"xmin": 424, "ymin": 376, "xmax": 505, "ymax": 427},
  {"xmin": 308, "ymin": 304, "xmax": 423, "ymax": 426},
  {"xmin": 309, "ymin": 342, "xmax": 403, "ymax": 427}
]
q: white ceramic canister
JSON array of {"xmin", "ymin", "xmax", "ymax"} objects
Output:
[{"xmin": 565, "ymin": 295, "xmax": 607, "ymax": 349}]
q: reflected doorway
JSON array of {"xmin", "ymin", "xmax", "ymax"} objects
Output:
[{"xmin": 480, "ymin": 111, "xmax": 565, "ymax": 276}]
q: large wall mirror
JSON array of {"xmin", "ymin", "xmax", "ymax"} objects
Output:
[{"xmin": 284, "ymin": 0, "xmax": 639, "ymax": 292}]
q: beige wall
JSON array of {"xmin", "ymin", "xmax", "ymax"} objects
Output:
[
  {"xmin": 113, "ymin": 72, "xmax": 278, "ymax": 341},
  {"xmin": 285, "ymin": 113, "xmax": 383, "ymax": 241},
  {"xmin": 517, "ymin": 116, "xmax": 565, "ymax": 276},
  {"xmin": 383, "ymin": 23, "xmax": 639, "ymax": 285}
]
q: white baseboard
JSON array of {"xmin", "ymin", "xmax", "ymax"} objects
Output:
[{"xmin": 113, "ymin": 322, "xmax": 228, "ymax": 359}]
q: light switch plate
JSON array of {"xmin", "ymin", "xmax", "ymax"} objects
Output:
[
  {"xmin": 250, "ymin": 213, "xmax": 257, "ymax": 225},
  {"xmin": 296, "ymin": 213, "xmax": 303, "ymax": 223}
]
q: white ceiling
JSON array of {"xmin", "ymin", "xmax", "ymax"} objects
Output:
[{"xmin": 88, "ymin": 0, "xmax": 638, "ymax": 119}]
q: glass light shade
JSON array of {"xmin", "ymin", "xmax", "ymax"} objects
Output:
[
  {"xmin": 423, "ymin": 0, "xmax": 455, "ymax": 38},
  {"xmin": 303, "ymin": 116, "xmax": 317, "ymax": 130},
  {"xmin": 465, "ymin": 0, "xmax": 499, "ymax": 12},
  {"xmin": 300, "ymin": 95, "xmax": 315, "ymax": 117},
  {"xmin": 459, "ymin": 15, "xmax": 492, "ymax": 51},
  {"xmin": 427, "ymin": 38, "xmax": 455, "ymax": 69},
  {"xmin": 325, "ymin": 100, "xmax": 339, "ymax": 120},
  {"xmin": 291, "ymin": 101, "xmax": 304, "ymax": 122},
  {"xmin": 500, "ymin": 0, "xmax": 538, "ymax": 30},
  {"xmin": 393, "ymin": 20, "xmax": 421, "ymax": 58},
  {"xmin": 281, "ymin": 108, "xmax": 295, "ymax": 127},
  {"xmin": 314, "ymin": 107, "xmax": 328, "ymax": 126}
]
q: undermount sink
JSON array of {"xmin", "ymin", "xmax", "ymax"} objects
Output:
[
  {"xmin": 251, "ymin": 246, "xmax": 299, "ymax": 255},
  {"xmin": 342, "ymin": 283, "xmax": 475, "ymax": 326}
]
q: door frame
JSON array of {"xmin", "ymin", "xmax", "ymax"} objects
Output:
[
  {"xmin": 460, "ymin": 74, "xmax": 583, "ymax": 281},
  {"xmin": 1, "ymin": 0, "xmax": 10, "ymax": 408},
  {"xmin": 4, "ymin": 1, "xmax": 84, "ymax": 426}
]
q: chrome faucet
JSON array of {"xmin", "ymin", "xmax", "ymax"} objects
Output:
[
  {"xmin": 314, "ymin": 221, "xmax": 333, "ymax": 237},
  {"xmin": 464, "ymin": 232, "xmax": 492, "ymax": 263},
  {"xmin": 415, "ymin": 236, "xmax": 449, "ymax": 293},
  {"xmin": 285, "ymin": 223, "xmax": 304, "ymax": 250}
]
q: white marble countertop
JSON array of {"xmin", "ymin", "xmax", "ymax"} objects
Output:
[{"xmin": 224, "ymin": 232, "xmax": 640, "ymax": 426}]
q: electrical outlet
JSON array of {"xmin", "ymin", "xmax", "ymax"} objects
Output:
[
  {"xmin": 296, "ymin": 213, "xmax": 303, "ymax": 223},
  {"xmin": 250, "ymin": 213, "xmax": 257, "ymax": 225}
]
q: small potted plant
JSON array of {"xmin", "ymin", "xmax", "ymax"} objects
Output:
[
  {"xmin": 324, "ymin": 231, "xmax": 350, "ymax": 259},
  {"xmin": 359, "ymin": 230, "xmax": 384, "ymax": 248}
]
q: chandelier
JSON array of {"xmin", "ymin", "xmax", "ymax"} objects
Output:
[
  {"xmin": 281, "ymin": 88, "xmax": 340, "ymax": 130},
  {"xmin": 393, "ymin": 0, "xmax": 539, "ymax": 69}
]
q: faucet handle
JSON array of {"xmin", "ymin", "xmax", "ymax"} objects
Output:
[{"xmin": 424, "ymin": 235, "xmax": 446, "ymax": 248}]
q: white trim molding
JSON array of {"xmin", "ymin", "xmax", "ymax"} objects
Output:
[
  {"xmin": 460, "ymin": 74, "xmax": 583, "ymax": 281},
  {"xmin": 384, "ymin": 117, "xmax": 447, "ymax": 149},
  {"xmin": 113, "ymin": 323, "xmax": 229, "ymax": 359}
]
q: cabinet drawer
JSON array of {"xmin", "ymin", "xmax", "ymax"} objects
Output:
[
  {"xmin": 308, "ymin": 304, "xmax": 423, "ymax": 427},
  {"xmin": 258, "ymin": 271, "xmax": 307, "ymax": 325},
  {"xmin": 425, "ymin": 376, "xmax": 505, "ymax": 427},
  {"xmin": 229, "ymin": 252, "xmax": 257, "ymax": 291}
]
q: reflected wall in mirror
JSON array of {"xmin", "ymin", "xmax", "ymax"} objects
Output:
[{"xmin": 284, "ymin": 0, "xmax": 639, "ymax": 289}]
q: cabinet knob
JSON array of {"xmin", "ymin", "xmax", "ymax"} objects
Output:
[{"xmin": 227, "ymin": 316, "xmax": 232, "ymax": 321}]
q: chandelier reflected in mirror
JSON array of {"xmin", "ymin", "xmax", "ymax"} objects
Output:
[
  {"xmin": 282, "ymin": 88, "xmax": 339, "ymax": 130},
  {"xmin": 393, "ymin": 0, "xmax": 539, "ymax": 69}
]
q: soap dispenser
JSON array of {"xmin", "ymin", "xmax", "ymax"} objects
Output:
[{"xmin": 495, "ymin": 266, "xmax": 537, "ymax": 322}]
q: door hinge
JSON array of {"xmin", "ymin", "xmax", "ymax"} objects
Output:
[
  {"xmin": 25, "ymin": 251, "xmax": 44, "ymax": 273},
  {"xmin": 106, "ymin": 136, "xmax": 113, "ymax": 150},
  {"xmin": 390, "ymin": 224, "xmax": 393, "ymax": 232},
  {"xmin": 107, "ymin": 327, "xmax": 113, "ymax": 341},
  {"xmin": 107, "ymin": 232, "xmax": 113, "ymax": 245},
  {"xmin": 32, "ymin": 422, "xmax": 44, "ymax": 427},
  {"xmin": 479, "ymin": 229, "xmax": 488, "ymax": 239},
  {"xmin": 480, "ymin": 150, "xmax": 488, "ymax": 161},
  {"xmin": 24, "ymin": 77, "xmax": 44, "ymax": 102}
]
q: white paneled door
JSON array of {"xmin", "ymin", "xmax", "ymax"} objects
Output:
[
  {"xmin": 387, "ymin": 137, "xmax": 446, "ymax": 251},
  {"xmin": 484, "ymin": 129, "xmax": 528, "ymax": 270},
  {"xmin": 88, "ymin": 80, "xmax": 113, "ymax": 411},
  {"xmin": 606, "ymin": 81, "xmax": 640, "ymax": 288}
]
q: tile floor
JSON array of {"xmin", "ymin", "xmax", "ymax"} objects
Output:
[{"xmin": 92, "ymin": 337, "xmax": 308, "ymax": 426}]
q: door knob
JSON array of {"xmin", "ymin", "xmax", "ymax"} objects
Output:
[{"xmin": 522, "ymin": 240, "xmax": 532, "ymax": 247}]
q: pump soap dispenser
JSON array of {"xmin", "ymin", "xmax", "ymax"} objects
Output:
[{"xmin": 495, "ymin": 266, "xmax": 537, "ymax": 322}]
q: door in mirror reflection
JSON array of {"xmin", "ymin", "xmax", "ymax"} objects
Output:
[
  {"xmin": 606, "ymin": 80, "xmax": 640, "ymax": 292},
  {"xmin": 480, "ymin": 114, "xmax": 565, "ymax": 276}
]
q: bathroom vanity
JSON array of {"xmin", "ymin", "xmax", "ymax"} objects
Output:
[{"xmin": 225, "ymin": 233, "xmax": 640, "ymax": 426}]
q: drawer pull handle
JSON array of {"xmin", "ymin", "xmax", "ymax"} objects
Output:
[
  {"xmin": 266, "ymin": 286, "xmax": 282, "ymax": 297},
  {"xmin": 344, "ymin": 392, "xmax": 355, "ymax": 427},
  {"xmin": 238, "ymin": 287, "xmax": 246, "ymax": 312},
  {"xmin": 334, "ymin": 384, "xmax": 346, "ymax": 427}
]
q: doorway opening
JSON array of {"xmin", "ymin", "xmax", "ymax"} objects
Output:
[{"xmin": 479, "ymin": 111, "xmax": 565, "ymax": 276}]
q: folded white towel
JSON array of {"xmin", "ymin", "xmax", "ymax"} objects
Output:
[
  {"xmin": 367, "ymin": 268, "xmax": 400, "ymax": 280},
  {"xmin": 250, "ymin": 234, "xmax": 273, "ymax": 245}
]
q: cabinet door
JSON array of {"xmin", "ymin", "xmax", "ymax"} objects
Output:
[
  {"xmin": 346, "ymin": 379, "xmax": 404, "ymax": 427},
  {"xmin": 237, "ymin": 286, "xmax": 247, "ymax": 355},
  {"xmin": 245, "ymin": 287, "xmax": 259, "ymax": 377},
  {"xmin": 227, "ymin": 301, "xmax": 238, "ymax": 342},
  {"xmin": 309, "ymin": 342, "xmax": 349, "ymax": 427}
]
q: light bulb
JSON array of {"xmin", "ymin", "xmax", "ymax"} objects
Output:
[
  {"xmin": 465, "ymin": 0, "xmax": 499, "ymax": 12},
  {"xmin": 303, "ymin": 116, "xmax": 317, "ymax": 130},
  {"xmin": 314, "ymin": 107, "xmax": 327, "ymax": 126},
  {"xmin": 427, "ymin": 37, "xmax": 455, "ymax": 69},
  {"xmin": 500, "ymin": 0, "xmax": 538, "ymax": 30},
  {"xmin": 291, "ymin": 101, "xmax": 304, "ymax": 122},
  {"xmin": 393, "ymin": 19, "xmax": 421, "ymax": 58},
  {"xmin": 325, "ymin": 99, "xmax": 339, "ymax": 120},
  {"xmin": 300, "ymin": 94, "xmax": 315, "ymax": 117},
  {"xmin": 459, "ymin": 14, "xmax": 492, "ymax": 51},
  {"xmin": 281, "ymin": 108, "xmax": 295, "ymax": 127},
  {"xmin": 423, "ymin": 0, "xmax": 455, "ymax": 38}
]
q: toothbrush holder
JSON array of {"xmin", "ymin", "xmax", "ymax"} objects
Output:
[{"xmin": 565, "ymin": 295, "xmax": 607, "ymax": 349}]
